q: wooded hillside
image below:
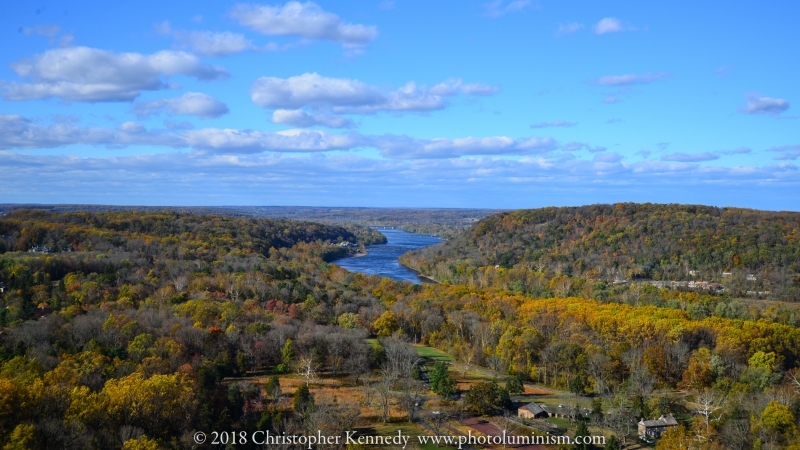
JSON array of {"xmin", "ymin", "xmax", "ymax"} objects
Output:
[{"xmin": 401, "ymin": 203, "xmax": 800, "ymax": 300}]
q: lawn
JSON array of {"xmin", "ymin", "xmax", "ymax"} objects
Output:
[{"xmin": 414, "ymin": 345, "xmax": 453, "ymax": 362}]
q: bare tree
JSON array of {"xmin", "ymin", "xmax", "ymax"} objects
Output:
[
  {"xmin": 397, "ymin": 377, "xmax": 424, "ymax": 422},
  {"xmin": 172, "ymin": 274, "xmax": 189, "ymax": 292},
  {"xmin": 587, "ymin": 352, "xmax": 611, "ymax": 397},
  {"xmin": 688, "ymin": 389, "xmax": 726, "ymax": 438},
  {"xmin": 295, "ymin": 354, "xmax": 318, "ymax": 386}
]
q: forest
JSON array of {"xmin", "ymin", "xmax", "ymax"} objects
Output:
[
  {"xmin": 0, "ymin": 204, "xmax": 503, "ymax": 241},
  {"xmin": 1, "ymin": 207, "xmax": 799, "ymax": 449},
  {"xmin": 400, "ymin": 203, "xmax": 800, "ymax": 302}
]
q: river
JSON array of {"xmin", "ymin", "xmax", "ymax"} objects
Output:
[{"xmin": 334, "ymin": 229, "xmax": 444, "ymax": 284}]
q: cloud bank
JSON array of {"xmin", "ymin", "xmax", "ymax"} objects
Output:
[{"xmin": 2, "ymin": 47, "xmax": 227, "ymax": 102}]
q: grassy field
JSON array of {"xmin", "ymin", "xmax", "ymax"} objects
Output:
[{"xmin": 414, "ymin": 345, "xmax": 453, "ymax": 361}]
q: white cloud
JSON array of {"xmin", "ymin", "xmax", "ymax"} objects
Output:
[
  {"xmin": 271, "ymin": 109, "xmax": 354, "ymax": 128},
  {"xmin": 229, "ymin": 2, "xmax": 377, "ymax": 48},
  {"xmin": 484, "ymin": 0, "xmax": 533, "ymax": 18},
  {"xmin": 661, "ymin": 152, "xmax": 720, "ymax": 162},
  {"xmin": 3, "ymin": 148, "xmax": 798, "ymax": 209},
  {"xmin": 742, "ymin": 96, "xmax": 790, "ymax": 115},
  {"xmin": 593, "ymin": 17, "xmax": 624, "ymax": 34},
  {"xmin": 251, "ymin": 73, "xmax": 383, "ymax": 109},
  {"xmin": 2, "ymin": 47, "xmax": 228, "ymax": 102},
  {"xmin": 373, "ymin": 134, "xmax": 557, "ymax": 159},
  {"xmin": 0, "ymin": 114, "xmax": 183, "ymax": 149},
  {"xmin": 157, "ymin": 22, "xmax": 256, "ymax": 56},
  {"xmin": 530, "ymin": 120, "xmax": 577, "ymax": 129},
  {"xmin": 596, "ymin": 72, "xmax": 669, "ymax": 86},
  {"xmin": 133, "ymin": 92, "xmax": 229, "ymax": 119},
  {"xmin": 555, "ymin": 22, "xmax": 583, "ymax": 36},
  {"xmin": 1, "ymin": 113, "xmax": 563, "ymax": 159},
  {"xmin": 251, "ymin": 73, "xmax": 498, "ymax": 120},
  {"xmin": 185, "ymin": 128, "xmax": 360, "ymax": 153}
]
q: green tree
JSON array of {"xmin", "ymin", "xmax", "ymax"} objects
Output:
[
  {"xmin": 278, "ymin": 338, "xmax": 293, "ymax": 373},
  {"xmin": 573, "ymin": 420, "xmax": 590, "ymax": 450},
  {"xmin": 604, "ymin": 435, "xmax": 621, "ymax": 450},
  {"xmin": 266, "ymin": 375, "xmax": 280, "ymax": 399},
  {"xmin": 428, "ymin": 362, "xmax": 456, "ymax": 398},
  {"xmin": 463, "ymin": 380, "xmax": 510, "ymax": 416},
  {"xmin": 506, "ymin": 376, "xmax": 524, "ymax": 395},
  {"xmin": 569, "ymin": 373, "xmax": 587, "ymax": 396},
  {"xmin": 293, "ymin": 384, "xmax": 314, "ymax": 414}
]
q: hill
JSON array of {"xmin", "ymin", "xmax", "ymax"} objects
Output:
[
  {"xmin": 0, "ymin": 209, "xmax": 374, "ymax": 258},
  {"xmin": 401, "ymin": 203, "xmax": 800, "ymax": 300}
]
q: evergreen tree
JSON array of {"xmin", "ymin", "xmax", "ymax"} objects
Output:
[
  {"xmin": 428, "ymin": 362, "xmax": 456, "ymax": 397},
  {"xmin": 573, "ymin": 420, "xmax": 590, "ymax": 450},
  {"xmin": 605, "ymin": 435, "xmax": 621, "ymax": 450},
  {"xmin": 293, "ymin": 384, "xmax": 314, "ymax": 414}
]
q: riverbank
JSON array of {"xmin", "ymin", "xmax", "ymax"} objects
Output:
[
  {"xmin": 399, "ymin": 262, "xmax": 439, "ymax": 284},
  {"xmin": 332, "ymin": 229, "xmax": 443, "ymax": 284}
]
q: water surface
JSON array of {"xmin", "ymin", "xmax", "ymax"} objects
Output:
[{"xmin": 335, "ymin": 229, "xmax": 443, "ymax": 284}]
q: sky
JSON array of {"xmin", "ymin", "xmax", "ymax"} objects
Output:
[{"xmin": 1, "ymin": 0, "xmax": 798, "ymax": 210}]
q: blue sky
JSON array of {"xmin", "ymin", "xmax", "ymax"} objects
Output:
[{"xmin": 1, "ymin": 1, "xmax": 798, "ymax": 209}]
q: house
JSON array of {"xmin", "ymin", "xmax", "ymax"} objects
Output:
[
  {"xmin": 29, "ymin": 246, "xmax": 52, "ymax": 253},
  {"xmin": 746, "ymin": 274, "xmax": 757, "ymax": 281},
  {"xmin": 518, "ymin": 402, "xmax": 549, "ymax": 419},
  {"xmin": 638, "ymin": 415, "xmax": 678, "ymax": 438},
  {"xmin": 722, "ymin": 272, "xmax": 733, "ymax": 277}
]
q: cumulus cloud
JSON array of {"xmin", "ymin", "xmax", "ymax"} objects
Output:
[
  {"xmin": 530, "ymin": 120, "xmax": 576, "ymax": 129},
  {"xmin": 251, "ymin": 73, "xmax": 383, "ymax": 109},
  {"xmin": 2, "ymin": 46, "xmax": 228, "ymax": 102},
  {"xmin": 250, "ymin": 73, "xmax": 499, "ymax": 123},
  {"xmin": 271, "ymin": 109, "xmax": 354, "ymax": 128},
  {"xmin": 157, "ymin": 22, "xmax": 256, "ymax": 56},
  {"xmin": 742, "ymin": 95, "xmax": 790, "ymax": 115},
  {"xmin": 555, "ymin": 22, "xmax": 583, "ymax": 36},
  {"xmin": 596, "ymin": 72, "xmax": 669, "ymax": 86},
  {"xmin": 594, "ymin": 18, "xmax": 623, "ymax": 34},
  {"xmin": 133, "ymin": 92, "xmax": 229, "ymax": 119},
  {"xmin": 661, "ymin": 152, "xmax": 720, "ymax": 162},
  {"xmin": 229, "ymin": 2, "xmax": 377, "ymax": 49},
  {"xmin": 484, "ymin": 0, "xmax": 533, "ymax": 18}
]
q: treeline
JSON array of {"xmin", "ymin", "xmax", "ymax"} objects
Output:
[{"xmin": 401, "ymin": 203, "xmax": 800, "ymax": 301}]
